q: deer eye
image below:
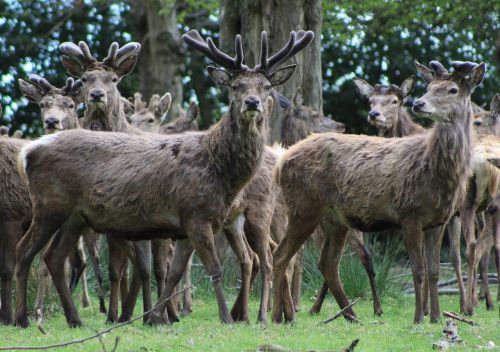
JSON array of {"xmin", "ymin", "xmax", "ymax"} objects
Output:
[
  {"xmin": 67, "ymin": 103, "xmax": 75, "ymax": 109},
  {"xmin": 112, "ymin": 77, "xmax": 118, "ymax": 83},
  {"xmin": 81, "ymin": 77, "xmax": 87, "ymax": 83},
  {"xmin": 264, "ymin": 84, "xmax": 272, "ymax": 91},
  {"xmin": 148, "ymin": 118, "xmax": 154, "ymax": 123},
  {"xmin": 392, "ymin": 99, "xmax": 398, "ymax": 105},
  {"xmin": 39, "ymin": 103, "xmax": 44, "ymax": 108},
  {"xmin": 449, "ymin": 88, "xmax": 458, "ymax": 94}
]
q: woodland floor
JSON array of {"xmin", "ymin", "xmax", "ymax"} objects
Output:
[{"xmin": 0, "ymin": 290, "xmax": 499, "ymax": 352}]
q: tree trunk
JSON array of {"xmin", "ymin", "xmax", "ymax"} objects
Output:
[
  {"xmin": 132, "ymin": 0, "xmax": 185, "ymax": 121},
  {"xmin": 219, "ymin": 0, "xmax": 322, "ymax": 143}
]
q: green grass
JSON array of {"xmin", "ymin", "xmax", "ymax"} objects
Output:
[{"xmin": 0, "ymin": 291, "xmax": 498, "ymax": 351}]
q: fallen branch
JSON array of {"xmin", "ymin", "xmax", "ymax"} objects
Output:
[
  {"xmin": 320, "ymin": 298, "xmax": 361, "ymax": 325},
  {"xmin": 0, "ymin": 278, "xmax": 200, "ymax": 351},
  {"xmin": 443, "ymin": 311, "xmax": 477, "ymax": 326}
]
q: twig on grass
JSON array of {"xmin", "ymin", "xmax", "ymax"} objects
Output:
[
  {"xmin": 443, "ymin": 311, "xmax": 477, "ymax": 326},
  {"xmin": 0, "ymin": 278, "xmax": 200, "ymax": 351},
  {"xmin": 320, "ymin": 298, "xmax": 361, "ymax": 325},
  {"xmin": 35, "ymin": 309, "xmax": 46, "ymax": 335}
]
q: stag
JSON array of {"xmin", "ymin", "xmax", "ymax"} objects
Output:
[
  {"xmin": 272, "ymin": 61, "xmax": 484, "ymax": 324},
  {"xmin": 14, "ymin": 30, "xmax": 313, "ymax": 327},
  {"xmin": 1, "ymin": 75, "xmax": 86, "ymax": 325}
]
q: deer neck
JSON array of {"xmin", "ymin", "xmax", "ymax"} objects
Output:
[
  {"xmin": 205, "ymin": 99, "xmax": 265, "ymax": 192},
  {"xmin": 426, "ymin": 99, "xmax": 473, "ymax": 198},
  {"xmin": 394, "ymin": 107, "xmax": 418, "ymax": 137}
]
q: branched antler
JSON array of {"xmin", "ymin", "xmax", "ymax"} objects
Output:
[
  {"xmin": 29, "ymin": 74, "xmax": 81, "ymax": 96},
  {"xmin": 182, "ymin": 29, "xmax": 314, "ymax": 76},
  {"xmin": 59, "ymin": 41, "xmax": 141, "ymax": 72}
]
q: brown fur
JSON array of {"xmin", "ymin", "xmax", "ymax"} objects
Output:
[
  {"xmin": 162, "ymin": 102, "xmax": 199, "ymax": 134},
  {"xmin": 272, "ymin": 61, "xmax": 485, "ymax": 324},
  {"xmin": 472, "ymin": 95, "xmax": 500, "ymax": 136}
]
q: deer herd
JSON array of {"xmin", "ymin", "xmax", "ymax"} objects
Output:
[{"xmin": 0, "ymin": 28, "xmax": 499, "ymax": 333}]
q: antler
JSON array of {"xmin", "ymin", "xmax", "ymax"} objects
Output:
[
  {"xmin": 182, "ymin": 29, "xmax": 314, "ymax": 76},
  {"xmin": 451, "ymin": 61, "xmax": 479, "ymax": 77},
  {"xmin": 29, "ymin": 74, "xmax": 57, "ymax": 94},
  {"xmin": 133, "ymin": 92, "xmax": 146, "ymax": 111},
  {"xmin": 61, "ymin": 77, "xmax": 82, "ymax": 96},
  {"xmin": 183, "ymin": 30, "xmax": 248, "ymax": 72},
  {"xmin": 255, "ymin": 30, "xmax": 314, "ymax": 75},
  {"xmin": 103, "ymin": 42, "xmax": 142, "ymax": 68},
  {"xmin": 429, "ymin": 60, "xmax": 449, "ymax": 78},
  {"xmin": 59, "ymin": 41, "xmax": 97, "ymax": 70},
  {"xmin": 148, "ymin": 95, "xmax": 160, "ymax": 113}
]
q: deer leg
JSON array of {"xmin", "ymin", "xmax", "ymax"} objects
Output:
[
  {"xmin": 118, "ymin": 259, "xmax": 141, "ymax": 322},
  {"xmin": 245, "ymin": 219, "xmax": 272, "ymax": 324},
  {"xmin": 106, "ymin": 237, "xmax": 128, "ymax": 324},
  {"xmin": 309, "ymin": 281, "xmax": 328, "ymax": 315},
  {"xmin": 461, "ymin": 207, "xmax": 477, "ymax": 315},
  {"xmin": 83, "ymin": 230, "xmax": 106, "ymax": 313},
  {"xmin": 190, "ymin": 223, "xmax": 233, "ymax": 324},
  {"xmin": 34, "ymin": 247, "xmax": 50, "ymax": 322},
  {"xmin": 152, "ymin": 239, "xmax": 170, "ymax": 299},
  {"xmin": 291, "ymin": 246, "xmax": 304, "ymax": 312},
  {"xmin": 347, "ymin": 228, "xmax": 383, "ymax": 316},
  {"xmin": 44, "ymin": 215, "xmax": 87, "ymax": 328},
  {"xmin": 476, "ymin": 214, "xmax": 494, "ymax": 310},
  {"xmin": 494, "ymin": 217, "xmax": 500, "ymax": 302},
  {"xmin": 0, "ymin": 221, "xmax": 20, "ymax": 325},
  {"xmin": 181, "ymin": 253, "xmax": 193, "ymax": 317},
  {"xmin": 401, "ymin": 219, "xmax": 425, "ymax": 324},
  {"xmin": 148, "ymin": 239, "xmax": 193, "ymax": 325},
  {"xmin": 122, "ymin": 240, "xmax": 152, "ymax": 323},
  {"xmin": 120, "ymin": 260, "xmax": 129, "ymax": 311},
  {"xmin": 272, "ymin": 209, "xmax": 321, "ymax": 323},
  {"xmin": 318, "ymin": 223, "xmax": 357, "ymax": 321},
  {"xmin": 14, "ymin": 213, "xmax": 63, "ymax": 328},
  {"xmin": 446, "ymin": 215, "xmax": 466, "ymax": 313},
  {"xmin": 224, "ymin": 214, "xmax": 252, "ymax": 323},
  {"xmin": 424, "ymin": 225, "xmax": 445, "ymax": 323}
]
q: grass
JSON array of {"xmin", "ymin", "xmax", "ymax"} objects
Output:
[{"xmin": 0, "ymin": 290, "xmax": 499, "ymax": 351}]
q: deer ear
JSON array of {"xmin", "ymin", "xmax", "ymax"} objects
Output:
[
  {"xmin": 207, "ymin": 67, "xmax": 233, "ymax": 86},
  {"xmin": 268, "ymin": 65, "xmax": 296, "ymax": 86},
  {"xmin": 61, "ymin": 56, "xmax": 85, "ymax": 77},
  {"xmin": 414, "ymin": 61, "xmax": 434, "ymax": 84},
  {"xmin": 18, "ymin": 79, "xmax": 44, "ymax": 103},
  {"xmin": 353, "ymin": 77, "xmax": 374, "ymax": 97},
  {"xmin": 116, "ymin": 54, "xmax": 139, "ymax": 77},
  {"xmin": 265, "ymin": 95, "xmax": 274, "ymax": 117},
  {"xmin": 294, "ymin": 88, "xmax": 304, "ymax": 106},
  {"xmin": 121, "ymin": 97, "xmax": 135, "ymax": 118},
  {"xmin": 186, "ymin": 101, "xmax": 199, "ymax": 122},
  {"xmin": 469, "ymin": 63, "xmax": 486, "ymax": 90},
  {"xmin": 488, "ymin": 158, "xmax": 500, "ymax": 169},
  {"xmin": 400, "ymin": 76, "xmax": 415, "ymax": 98},
  {"xmin": 490, "ymin": 94, "xmax": 500, "ymax": 115},
  {"xmin": 157, "ymin": 93, "xmax": 172, "ymax": 119}
]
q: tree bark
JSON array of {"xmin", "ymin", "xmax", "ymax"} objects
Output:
[
  {"xmin": 132, "ymin": 0, "xmax": 185, "ymax": 121},
  {"xmin": 219, "ymin": 0, "xmax": 323, "ymax": 143}
]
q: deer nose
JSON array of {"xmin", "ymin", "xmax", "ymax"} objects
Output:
[
  {"xmin": 487, "ymin": 203, "xmax": 497, "ymax": 215},
  {"xmin": 90, "ymin": 89, "xmax": 105, "ymax": 101},
  {"xmin": 45, "ymin": 116, "xmax": 60, "ymax": 126},
  {"xmin": 413, "ymin": 100, "xmax": 425, "ymax": 111},
  {"xmin": 368, "ymin": 111, "xmax": 380, "ymax": 120},
  {"xmin": 244, "ymin": 96, "xmax": 260, "ymax": 110}
]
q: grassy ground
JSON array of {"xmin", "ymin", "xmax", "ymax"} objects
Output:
[{"xmin": 0, "ymin": 291, "xmax": 498, "ymax": 351}]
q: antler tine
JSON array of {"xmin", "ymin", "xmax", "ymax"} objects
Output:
[
  {"xmin": 113, "ymin": 42, "xmax": 141, "ymax": 67},
  {"xmin": 78, "ymin": 41, "xmax": 97, "ymax": 63},
  {"xmin": 259, "ymin": 31, "xmax": 269, "ymax": 72},
  {"xmin": 59, "ymin": 42, "xmax": 86, "ymax": 65},
  {"xmin": 429, "ymin": 60, "xmax": 448, "ymax": 77},
  {"xmin": 29, "ymin": 74, "xmax": 56, "ymax": 94},
  {"xmin": 451, "ymin": 61, "xmax": 478, "ymax": 76},
  {"xmin": 234, "ymin": 35, "xmax": 244, "ymax": 69},
  {"xmin": 148, "ymin": 94, "xmax": 160, "ymax": 113},
  {"xmin": 61, "ymin": 77, "xmax": 74, "ymax": 94},
  {"xmin": 183, "ymin": 30, "xmax": 244, "ymax": 72},
  {"xmin": 268, "ymin": 30, "xmax": 314, "ymax": 70},
  {"xmin": 103, "ymin": 42, "xmax": 119, "ymax": 66}
]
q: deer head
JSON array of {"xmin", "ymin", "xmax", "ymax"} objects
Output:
[
  {"xmin": 59, "ymin": 41, "xmax": 141, "ymax": 130},
  {"xmin": 472, "ymin": 95, "xmax": 500, "ymax": 135},
  {"xmin": 128, "ymin": 92, "xmax": 172, "ymax": 133},
  {"xmin": 354, "ymin": 76, "xmax": 415, "ymax": 130},
  {"xmin": 0, "ymin": 125, "xmax": 8, "ymax": 137},
  {"xmin": 413, "ymin": 60, "xmax": 486, "ymax": 121},
  {"xmin": 182, "ymin": 30, "xmax": 314, "ymax": 133},
  {"xmin": 18, "ymin": 74, "xmax": 82, "ymax": 133},
  {"xmin": 163, "ymin": 101, "xmax": 199, "ymax": 134}
]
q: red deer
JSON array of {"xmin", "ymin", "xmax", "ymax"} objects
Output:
[
  {"xmin": 14, "ymin": 30, "xmax": 313, "ymax": 327},
  {"xmin": 272, "ymin": 61, "xmax": 485, "ymax": 324}
]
